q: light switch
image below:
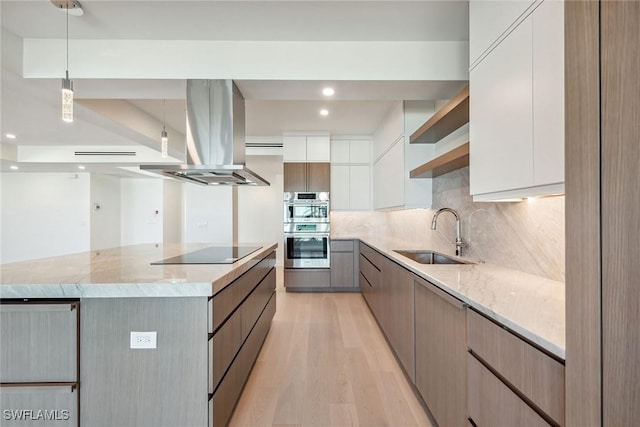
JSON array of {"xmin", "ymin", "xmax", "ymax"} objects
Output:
[{"xmin": 130, "ymin": 331, "xmax": 157, "ymax": 349}]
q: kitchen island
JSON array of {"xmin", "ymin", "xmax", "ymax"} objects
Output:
[{"xmin": 0, "ymin": 243, "xmax": 277, "ymax": 427}]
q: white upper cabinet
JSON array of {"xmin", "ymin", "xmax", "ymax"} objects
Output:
[
  {"xmin": 373, "ymin": 102, "xmax": 404, "ymax": 161},
  {"xmin": 330, "ymin": 140, "xmax": 351, "ymax": 164},
  {"xmin": 349, "ymin": 140, "xmax": 371, "ymax": 164},
  {"xmin": 470, "ymin": 0, "xmax": 565, "ymax": 201},
  {"xmin": 306, "ymin": 136, "xmax": 331, "ymax": 162},
  {"xmin": 373, "ymin": 102, "xmax": 434, "ymax": 210},
  {"xmin": 470, "ymin": 17, "xmax": 534, "ymax": 196},
  {"xmin": 470, "ymin": 0, "xmax": 535, "ymax": 68},
  {"xmin": 283, "ymin": 134, "xmax": 330, "ymax": 162},
  {"xmin": 330, "ymin": 138, "xmax": 372, "ymax": 210},
  {"xmin": 532, "ymin": 0, "xmax": 564, "ymax": 186}
]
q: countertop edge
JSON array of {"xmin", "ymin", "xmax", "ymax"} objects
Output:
[
  {"xmin": 0, "ymin": 243, "xmax": 278, "ymax": 299},
  {"xmin": 355, "ymin": 237, "xmax": 566, "ymax": 360}
]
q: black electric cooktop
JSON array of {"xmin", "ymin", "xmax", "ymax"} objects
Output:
[{"xmin": 151, "ymin": 246, "xmax": 262, "ymax": 265}]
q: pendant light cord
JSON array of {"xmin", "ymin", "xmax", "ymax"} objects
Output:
[
  {"xmin": 163, "ymin": 99, "xmax": 167, "ymax": 131},
  {"xmin": 66, "ymin": 4, "xmax": 69, "ymax": 72}
]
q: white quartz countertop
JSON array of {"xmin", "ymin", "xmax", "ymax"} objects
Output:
[
  {"xmin": 0, "ymin": 243, "xmax": 277, "ymax": 299},
  {"xmin": 341, "ymin": 235, "xmax": 565, "ymax": 360}
]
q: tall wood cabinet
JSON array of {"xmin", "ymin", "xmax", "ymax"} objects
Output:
[{"xmin": 566, "ymin": 2, "xmax": 640, "ymax": 426}]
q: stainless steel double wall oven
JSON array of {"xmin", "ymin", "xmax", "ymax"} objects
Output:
[{"xmin": 283, "ymin": 192, "xmax": 330, "ymax": 268}]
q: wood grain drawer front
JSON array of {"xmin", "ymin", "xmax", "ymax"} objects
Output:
[
  {"xmin": 468, "ymin": 355, "xmax": 550, "ymax": 427},
  {"xmin": 415, "ymin": 280, "xmax": 467, "ymax": 427},
  {"xmin": 0, "ymin": 303, "xmax": 78, "ymax": 383},
  {"xmin": 331, "ymin": 240, "xmax": 354, "ymax": 252},
  {"xmin": 209, "ymin": 308, "xmax": 242, "ymax": 394},
  {"xmin": 284, "ymin": 269, "xmax": 330, "ymax": 288},
  {"xmin": 359, "ymin": 254, "xmax": 380, "ymax": 289},
  {"xmin": 241, "ymin": 268, "xmax": 276, "ymax": 341},
  {"xmin": 211, "ymin": 252, "xmax": 275, "ymax": 333},
  {"xmin": 213, "ymin": 293, "xmax": 275, "ymax": 427},
  {"xmin": 467, "ymin": 309, "xmax": 565, "ymax": 426},
  {"xmin": 359, "ymin": 242, "xmax": 383, "ymax": 268},
  {"xmin": 0, "ymin": 385, "xmax": 78, "ymax": 426}
]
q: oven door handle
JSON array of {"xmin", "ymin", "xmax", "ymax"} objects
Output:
[{"xmin": 284, "ymin": 233, "xmax": 330, "ymax": 239}]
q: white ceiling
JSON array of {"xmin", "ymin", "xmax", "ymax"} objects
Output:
[
  {"xmin": 1, "ymin": 1, "xmax": 469, "ymax": 41},
  {"xmin": 0, "ymin": 1, "xmax": 469, "ymax": 173}
]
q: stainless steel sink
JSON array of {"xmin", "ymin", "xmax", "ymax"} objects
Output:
[{"xmin": 393, "ymin": 250, "xmax": 471, "ymax": 265}]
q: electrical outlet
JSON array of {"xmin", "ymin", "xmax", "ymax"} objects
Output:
[{"xmin": 130, "ymin": 331, "xmax": 157, "ymax": 349}]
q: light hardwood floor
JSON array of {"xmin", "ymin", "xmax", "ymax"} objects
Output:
[{"xmin": 229, "ymin": 269, "xmax": 433, "ymax": 427}]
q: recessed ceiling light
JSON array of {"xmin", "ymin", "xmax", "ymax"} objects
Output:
[
  {"xmin": 322, "ymin": 87, "xmax": 335, "ymax": 96},
  {"xmin": 5, "ymin": 133, "xmax": 16, "ymax": 139},
  {"xmin": 78, "ymin": 165, "xmax": 86, "ymax": 170},
  {"xmin": 10, "ymin": 165, "xmax": 19, "ymax": 170},
  {"xmin": 320, "ymin": 109, "xmax": 329, "ymax": 116}
]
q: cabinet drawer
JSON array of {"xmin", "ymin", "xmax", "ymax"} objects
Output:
[
  {"xmin": 468, "ymin": 355, "xmax": 549, "ymax": 427},
  {"xmin": 212, "ymin": 294, "xmax": 275, "ymax": 427},
  {"xmin": 467, "ymin": 309, "xmax": 564, "ymax": 425},
  {"xmin": 284, "ymin": 269, "xmax": 330, "ymax": 288},
  {"xmin": 359, "ymin": 242, "xmax": 383, "ymax": 268},
  {"xmin": 208, "ymin": 395, "xmax": 213, "ymax": 427},
  {"xmin": 0, "ymin": 303, "xmax": 78, "ymax": 383},
  {"xmin": 241, "ymin": 268, "xmax": 276, "ymax": 341},
  {"xmin": 359, "ymin": 254, "xmax": 380, "ymax": 289},
  {"xmin": 0, "ymin": 385, "xmax": 78, "ymax": 426},
  {"xmin": 331, "ymin": 240, "xmax": 354, "ymax": 252},
  {"xmin": 211, "ymin": 252, "xmax": 275, "ymax": 332},
  {"xmin": 209, "ymin": 307, "xmax": 242, "ymax": 394}
]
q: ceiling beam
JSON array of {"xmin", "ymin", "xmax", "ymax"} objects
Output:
[{"xmin": 22, "ymin": 39, "xmax": 469, "ymax": 81}]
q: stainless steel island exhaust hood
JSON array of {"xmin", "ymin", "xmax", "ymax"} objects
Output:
[{"xmin": 141, "ymin": 80, "xmax": 269, "ymax": 186}]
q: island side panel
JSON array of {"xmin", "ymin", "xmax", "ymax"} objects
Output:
[{"xmin": 80, "ymin": 297, "xmax": 208, "ymax": 427}]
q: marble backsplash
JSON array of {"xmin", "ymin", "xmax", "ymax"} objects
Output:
[{"xmin": 331, "ymin": 167, "xmax": 565, "ymax": 282}]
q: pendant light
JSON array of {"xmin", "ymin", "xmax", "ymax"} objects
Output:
[
  {"xmin": 61, "ymin": 2, "xmax": 73, "ymax": 123},
  {"xmin": 161, "ymin": 100, "xmax": 168, "ymax": 158},
  {"xmin": 51, "ymin": 1, "xmax": 82, "ymax": 122}
]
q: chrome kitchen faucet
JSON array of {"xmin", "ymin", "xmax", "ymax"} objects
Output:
[{"xmin": 431, "ymin": 208, "xmax": 466, "ymax": 256}]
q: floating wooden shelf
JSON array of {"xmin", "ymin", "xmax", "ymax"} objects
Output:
[
  {"xmin": 410, "ymin": 85, "xmax": 469, "ymax": 144},
  {"xmin": 410, "ymin": 142, "xmax": 469, "ymax": 178}
]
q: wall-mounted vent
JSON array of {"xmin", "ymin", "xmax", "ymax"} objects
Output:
[
  {"xmin": 245, "ymin": 142, "xmax": 283, "ymax": 148},
  {"xmin": 74, "ymin": 151, "xmax": 136, "ymax": 156}
]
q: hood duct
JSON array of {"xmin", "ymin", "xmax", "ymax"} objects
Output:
[{"xmin": 141, "ymin": 80, "xmax": 269, "ymax": 186}]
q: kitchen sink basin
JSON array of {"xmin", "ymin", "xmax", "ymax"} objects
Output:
[{"xmin": 393, "ymin": 250, "xmax": 471, "ymax": 265}]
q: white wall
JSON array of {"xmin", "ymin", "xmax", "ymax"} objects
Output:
[
  {"xmin": 90, "ymin": 174, "xmax": 121, "ymax": 250},
  {"xmin": 163, "ymin": 179, "xmax": 183, "ymax": 244},
  {"xmin": 238, "ymin": 155, "xmax": 284, "ymax": 265},
  {"xmin": 183, "ymin": 184, "xmax": 234, "ymax": 243},
  {"xmin": 0, "ymin": 172, "xmax": 90, "ymax": 263},
  {"xmin": 120, "ymin": 178, "xmax": 163, "ymax": 245}
]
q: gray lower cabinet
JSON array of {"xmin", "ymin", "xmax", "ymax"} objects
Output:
[
  {"xmin": 357, "ymin": 243, "xmax": 415, "ymax": 381},
  {"xmin": 330, "ymin": 239, "xmax": 359, "ymax": 289},
  {"xmin": 467, "ymin": 355, "xmax": 549, "ymax": 427},
  {"xmin": 359, "ymin": 243, "xmax": 381, "ymax": 312},
  {"xmin": 212, "ymin": 293, "xmax": 276, "ymax": 427},
  {"xmin": 358, "ymin": 242, "xmax": 565, "ymax": 427},
  {"xmin": 0, "ymin": 302, "xmax": 79, "ymax": 383},
  {"xmin": 0, "ymin": 385, "xmax": 79, "ymax": 426},
  {"xmin": 380, "ymin": 256, "xmax": 415, "ymax": 381},
  {"xmin": 80, "ymin": 297, "xmax": 208, "ymax": 427},
  {"xmin": 77, "ymin": 251, "xmax": 276, "ymax": 427},
  {"xmin": 415, "ymin": 278, "xmax": 467, "ymax": 427},
  {"xmin": 284, "ymin": 269, "xmax": 330, "ymax": 290},
  {"xmin": 466, "ymin": 308, "xmax": 564, "ymax": 426},
  {"xmin": 0, "ymin": 301, "xmax": 79, "ymax": 427}
]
